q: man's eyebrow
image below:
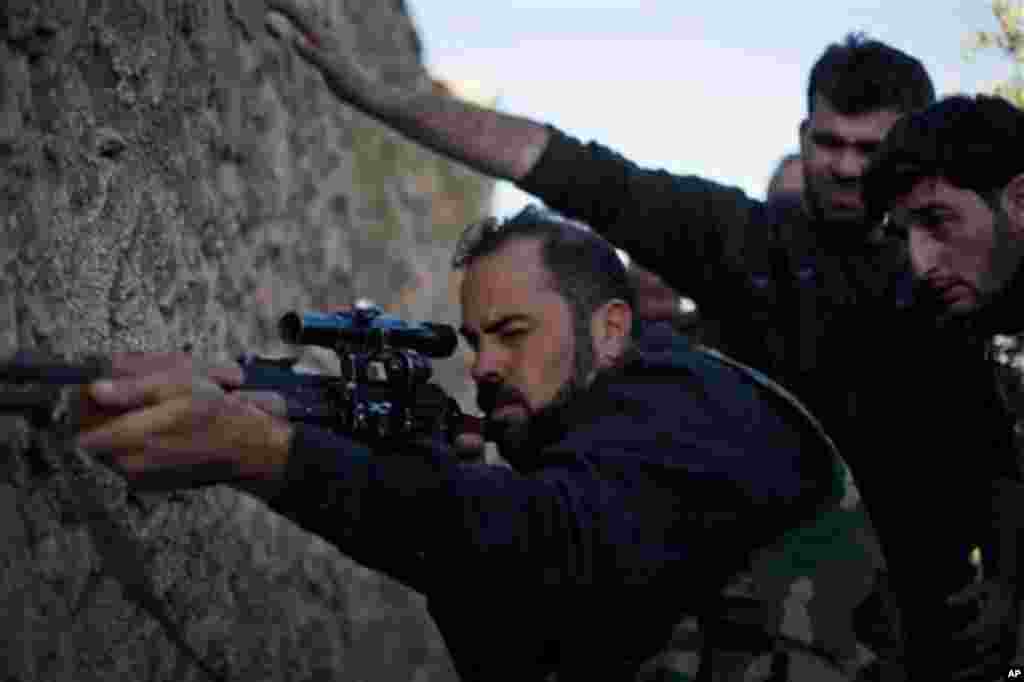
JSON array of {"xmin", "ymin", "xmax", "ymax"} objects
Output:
[
  {"xmin": 906, "ymin": 202, "xmax": 952, "ymax": 217},
  {"xmin": 811, "ymin": 130, "xmax": 843, "ymax": 143},
  {"xmin": 811, "ymin": 130, "xmax": 882, "ymax": 148},
  {"xmin": 460, "ymin": 314, "xmax": 533, "ymax": 341},
  {"xmin": 482, "ymin": 314, "xmax": 532, "ymax": 334},
  {"xmin": 889, "ymin": 203, "xmax": 952, "ymax": 227}
]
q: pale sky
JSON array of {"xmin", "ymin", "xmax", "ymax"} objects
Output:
[{"xmin": 408, "ymin": 1, "xmax": 1014, "ymax": 216}]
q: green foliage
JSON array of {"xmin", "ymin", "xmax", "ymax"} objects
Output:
[{"xmin": 965, "ymin": 0, "xmax": 1024, "ymax": 107}]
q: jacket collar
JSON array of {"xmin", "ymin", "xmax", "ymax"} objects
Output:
[{"xmin": 970, "ymin": 262, "xmax": 1024, "ymax": 336}]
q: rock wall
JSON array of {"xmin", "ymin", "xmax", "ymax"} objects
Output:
[{"xmin": 0, "ymin": 1, "xmax": 492, "ymax": 680}]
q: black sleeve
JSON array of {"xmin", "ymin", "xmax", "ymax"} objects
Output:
[
  {"xmin": 264, "ymin": 390, "xmax": 812, "ymax": 597},
  {"xmin": 519, "ymin": 126, "xmax": 764, "ymax": 312},
  {"xmin": 267, "ymin": 424, "xmax": 699, "ymax": 592}
]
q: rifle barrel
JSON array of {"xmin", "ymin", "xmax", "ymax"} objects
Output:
[
  {"xmin": 0, "ymin": 354, "xmax": 107, "ymax": 385},
  {"xmin": 0, "ymin": 389, "xmax": 61, "ymax": 418}
]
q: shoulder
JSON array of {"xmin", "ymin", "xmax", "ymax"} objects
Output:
[
  {"xmin": 568, "ymin": 346, "xmax": 832, "ymax": 509},
  {"xmin": 724, "ymin": 195, "xmax": 810, "ymax": 278},
  {"xmin": 532, "ymin": 127, "xmax": 760, "ymax": 211},
  {"xmin": 595, "ymin": 331, "xmax": 795, "ymax": 438}
]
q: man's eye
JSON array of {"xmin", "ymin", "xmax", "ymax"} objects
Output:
[
  {"xmin": 919, "ymin": 214, "xmax": 948, "ymax": 231},
  {"xmin": 813, "ymin": 135, "xmax": 843, "ymax": 150},
  {"xmin": 500, "ymin": 328, "xmax": 527, "ymax": 342}
]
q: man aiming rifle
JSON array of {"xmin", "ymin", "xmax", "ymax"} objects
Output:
[
  {"xmin": 66, "ymin": 208, "xmax": 858, "ymax": 681},
  {"xmin": 258, "ymin": 2, "xmax": 1022, "ymax": 675}
]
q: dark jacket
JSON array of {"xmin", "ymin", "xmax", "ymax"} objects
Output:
[
  {"xmin": 518, "ymin": 128, "xmax": 1021, "ymax": 673},
  {"xmin": 267, "ymin": 324, "xmax": 839, "ymax": 681}
]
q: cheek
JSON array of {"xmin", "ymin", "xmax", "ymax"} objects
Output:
[
  {"xmin": 516, "ymin": 332, "xmax": 576, "ymax": 408},
  {"xmin": 960, "ymin": 232, "xmax": 999, "ymax": 283},
  {"xmin": 801, "ymin": 157, "xmax": 828, "ymax": 187},
  {"xmin": 908, "ymin": 230, "xmax": 932, "ymax": 275},
  {"xmin": 949, "ymin": 225, "xmax": 988, "ymax": 261}
]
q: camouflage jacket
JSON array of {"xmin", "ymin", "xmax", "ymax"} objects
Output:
[{"xmin": 638, "ymin": 350, "xmax": 898, "ymax": 682}]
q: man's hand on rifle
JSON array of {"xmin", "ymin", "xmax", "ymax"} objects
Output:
[{"xmin": 76, "ymin": 353, "xmax": 293, "ymax": 495}]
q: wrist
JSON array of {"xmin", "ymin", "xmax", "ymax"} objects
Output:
[
  {"xmin": 231, "ymin": 414, "xmax": 293, "ymax": 502},
  {"xmin": 262, "ymin": 416, "xmax": 294, "ymax": 481},
  {"xmin": 231, "ymin": 397, "xmax": 294, "ymax": 482}
]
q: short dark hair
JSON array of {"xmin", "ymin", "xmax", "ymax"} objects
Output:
[
  {"xmin": 808, "ymin": 33, "xmax": 935, "ymax": 116},
  {"xmin": 453, "ymin": 205, "xmax": 636, "ymax": 325},
  {"xmin": 864, "ymin": 94, "xmax": 1024, "ymax": 220}
]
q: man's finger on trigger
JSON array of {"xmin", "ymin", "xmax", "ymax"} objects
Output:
[{"xmin": 76, "ymin": 397, "xmax": 192, "ymax": 451}]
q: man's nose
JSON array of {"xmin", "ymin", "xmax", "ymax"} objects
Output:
[
  {"xmin": 909, "ymin": 228, "xmax": 943, "ymax": 278},
  {"xmin": 470, "ymin": 345, "xmax": 503, "ymax": 383},
  {"xmin": 833, "ymin": 148, "xmax": 866, "ymax": 180}
]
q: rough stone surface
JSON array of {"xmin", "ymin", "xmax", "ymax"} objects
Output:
[{"xmin": 0, "ymin": 1, "xmax": 492, "ymax": 680}]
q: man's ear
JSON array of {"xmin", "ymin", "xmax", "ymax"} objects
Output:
[
  {"xmin": 1004, "ymin": 173, "xmax": 1024, "ymax": 240},
  {"xmin": 590, "ymin": 299, "xmax": 633, "ymax": 369}
]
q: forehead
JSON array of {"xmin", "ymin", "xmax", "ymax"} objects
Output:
[
  {"xmin": 895, "ymin": 176, "xmax": 946, "ymax": 207},
  {"xmin": 807, "ymin": 94, "xmax": 903, "ymax": 141},
  {"xmin": 460, "ymin": 238, "xmax": 560, "ymax": 323},
  {"xmin": 894, "ymin": 176, "xmax": 989, "ymax": 214}
]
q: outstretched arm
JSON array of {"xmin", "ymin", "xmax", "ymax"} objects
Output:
[
  {"xmin": 265, "ymin": 1, "xmax": 761, "ymax": 315},
  {"xmin": 265, "ymin": 0, "xmax": 550, "ymax": 182}
]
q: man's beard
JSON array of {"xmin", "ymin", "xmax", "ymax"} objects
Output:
[
  {"xmin": 477, "ymin": 317, "xmax": 597, "ymax": 468},
  {"xmin": 933, "ymin": 210, "xmax": 1022, "ymax": 328},
  {"xmin": 982, "ymin": 208, "xmax": 1020, "ymax": 305},
  {"xmin": 804, "ymin": 178, "xmax": 869, "ymax": 236}
]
